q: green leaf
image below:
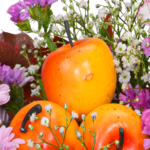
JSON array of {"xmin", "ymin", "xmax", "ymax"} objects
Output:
[
  {"xmin": 142, "ymin": 54, "xmax": 149, "ymax": 73},
  {"xmin": 39, "ymin": 79, "xmax": 47, "ymax": 100},
  {"xmin": 99, "ymin": 27, "xmax": 107, "ymax": 37},
  {"xmin": 137, "ymin": 68, "xmax": 143, "ymax": 87},
  {"xmin": 130, "ymin": 72, "xmax": 137, "ymax": 88}
]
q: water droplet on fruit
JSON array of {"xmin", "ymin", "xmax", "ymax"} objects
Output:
[{"xmin": 85, "ymin": 73, "xmax": 93, "ymax": 81}]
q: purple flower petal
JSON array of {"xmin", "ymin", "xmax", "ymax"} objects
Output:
[
  {"xmin": 47, "ymin": 0, "xmax": 58, "ymax": 5},
  {"xmin": 143, "ymin": 139, "xmax": 150, "ymax": 150},
  {"xmin": 19, "ymin": 10, "xmax": 30, "ymax": 21}
]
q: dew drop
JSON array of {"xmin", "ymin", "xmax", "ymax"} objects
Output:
[{"xmin": 85, "ymin": 73, "xmax": 93, "ymax": 81}]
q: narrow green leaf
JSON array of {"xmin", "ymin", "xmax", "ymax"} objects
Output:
[{"xmin": 39, "ymin": 79, "xmax": 47, "ymax": 100}]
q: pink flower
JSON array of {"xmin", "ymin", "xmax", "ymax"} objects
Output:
[
  {"xmin": 0, "ymin": 125, "xmax": 25, "ymax": 149},
  {"xmin": 0, "ymin": 84, "xmax": 10, "ymax": 105},
  {"xmin": 143, "ymin": 139, "xmax": 150, "ymax": 150},
  {"xmin": 142, "ymin": 109, "xmax": 150, "ymax": 149},
  {"xmin": 142, "ymin": 37, "xmax": 150, "ymax": 57}
]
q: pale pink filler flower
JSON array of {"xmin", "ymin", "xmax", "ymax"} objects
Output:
[
  {"xmin": 0, "ymin": 84, "xmax": 10, "ymax": 105},
  {"xmin": 0, "ymin": 125, "xmax": 25, "ymax": 150}
]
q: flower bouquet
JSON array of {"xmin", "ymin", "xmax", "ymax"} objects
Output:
[{"xmin": 1, "ymin": 0, "xmax": 150, "ymax": 149}]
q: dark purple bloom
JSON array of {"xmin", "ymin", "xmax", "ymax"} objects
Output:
[
  {"xmin": 142, "ymin": 37, "xmax": 150, "ymax": 57},
  {"xmin": 119, "ymin": 84, "xmax": 150, "ymax": 110}
]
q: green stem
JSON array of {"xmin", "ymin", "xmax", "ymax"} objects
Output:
[
  {"xmin": 33, "ymin": 130, "xmax": 60, "ymax": 149},
  {"xmin": 78, "ymin": 139, "xmax": 88, "ymax": 150},
  {"xmin": 49, "ymin": 126, "xmax": 61, "ymax": 147}
]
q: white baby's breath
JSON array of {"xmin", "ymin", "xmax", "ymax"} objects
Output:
[
  {"xmin": 91, "ymin": 112, "xmax": 97, "ymax": 120},
  {"xmin": 45, "ymin": 104, "xmax": 53, "ymax": 113},
  {"xmin": 119, "ymin": 70, "xmax": 131, "ymax": 83},
  {"xmin": 28, "ymin": 65, "xmax": 40, "ymax": 74},
  {"xmin": 52, "ymin": 25, "xmax": 59, "ymax": 32},
  {"xmin": 113, "ymin": 59, "xmax": 120, "ymax": 67},
  {"xmin": 27, "ymin": 139, "xmax": 34, "ymax": 147},
  {"xmin": 71, "ymin": 111, "xmax": 78, "ymax": 120},
  {"xmin": 76, "ymin": 131, "xmax": 82, "ymax": 138},
  {"xmin": 59, "ymin": 127, "xmax": 65, "ymax": 135},
  {"xmin": 30, "ymin": 112, "xmax": 36, "ymax": 122},
  {"xmin": 31, "ymin": 85, "xmax": 40, "ymax": 97},
  {"xmin": 141, "ymin": 73, "xmax": 150, "ymax": 82},
  {"xmin": 41, "ymin": 117, "xmax": 49, "ymax": 127},
  {"xmin": 121, "ymin": 82, "xmax": 128, "ymax": 91},
  {"xmin": 115, "ymin": 43, "xmax": 127, "ymax": 54}
]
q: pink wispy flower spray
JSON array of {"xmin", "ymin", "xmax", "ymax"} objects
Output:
[
  {"xmin": 141, "ymin": 109, "xmax": 150, "ymax": 149},
  {"xmin": 0, "ymin": 125, "xmax": 25, "ymax": 150}
]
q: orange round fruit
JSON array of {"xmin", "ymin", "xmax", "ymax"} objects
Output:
[
  {"xmin": 42, "ymin": 38, "xmax": 116, "ymax": 120},
  {"xmin": 10, "ymin": 101, "xmax": 79, "ymax": 150},
  {"xmin": 75, "ymin": 104, "xmax": 148, "ymax": 150}
]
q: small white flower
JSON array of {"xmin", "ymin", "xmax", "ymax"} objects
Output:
[
  {"xmin": 59, "ymin": 127, "xmax": 65, "ymax": 135},
  {"xmin": 119, "ymin": 70, "xmax": 131, "ymax": 83},
  {"xmin": 28, "ymin": 65, "xmax": 40, "ymax": 74},
  {"xmin": 91, "ymin": 112, "xmax": 97, "ymax": 120},
  {"xmin": 127, "ymin": 46, "xmax": 132, "ymax": 52},
  {"xmin": 41, "ymin": 117, "xmax": 49, "ymax": 127},
  {"xmin": 116, "ymin": 67, "xmax": 122, "ymax": 73},
  {"xmin": 63, "ymin": 14, "xmax": 69, "ymax": 20},
  {"xmin": 141, "ymin": 73, "xmax": 150, "ymax": 82},
  {"xmin": 133, "ymin": 39, "xmax": 139, "ymax": 47},
  {"xmin": 135, "ymin": 109, "xmax": 142, "ymax": 116},
  {"xmin": 31, "ymin": 85, "xmax": 41, "ymax": 97},
  {"xmin": 121, "ymin": 56, "xmax": 131, "ymax": 68},
  {"xmin": 14, "ymin": 64, "xmax": 21, "ymax": 69},
  {"xmin": 71, "ymin": 111, "xmax": 78, "ymax": 120},
  {"xmin": 121, "ymin": 82, "xmax": 128, "ymax": 91},
  {"xmin": 38, "ymin": 31, "xmax": 44, "ymax": 37},
  {"xmin": 52, "ymin": 25, "xmax": 59, "ymax": 32},
  {"xmin": 79, "ymin": 0, "xmax": 86, "ymax": 8},
  {"xmin": 76, "ymin": 131, "xmax": 82, "ymax": 138},
  {"xmin": 115, "ymin": 43, "xmax": 127, "ymax": 54},
  {"xmin": 55, "ymin": 14, "xmax": 63, "ymax": 21},
  {"xmin": 122, "ymin": 32, "xmax": 132, "ymax": 41},
  {"xmin": 30, "ymin": 112, "xmax": 36, "ymax": 122},
  {"xmin": 27, "ymin": 139, "xmax": 34, "ymax": 147},
  {"xmin": 33, "ymin": 38, "xmax": 39, "ymax": 48},
  {"xmin": 45, "ymin": 104, "xmax": 53, "ymax": 113},
  {"xmin": 111, "ymin": 0, "xmax": 116, "ymax": 4},
  {"xmin": 113, "ymin": 59, "xmax": 120, "ymax": 67},
  {"xmin": 98, "ymin": 8, "xmax": 107, "ymax": 18},
  {"xmin": 125, "ymin": 2, "xmax": 131, "ymax": 8}
]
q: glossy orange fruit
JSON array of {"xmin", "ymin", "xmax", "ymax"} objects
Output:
[
  {"xmin": 10, "ymin": 101, "xmax": 79, "ymax": 150},
  {"xmin": 42, "ymin": 38, "xmax": 116, "ymax": 120},
  {"xmin": 75, "ymin": 104, "xmax": 148, "ymax": 150}
]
